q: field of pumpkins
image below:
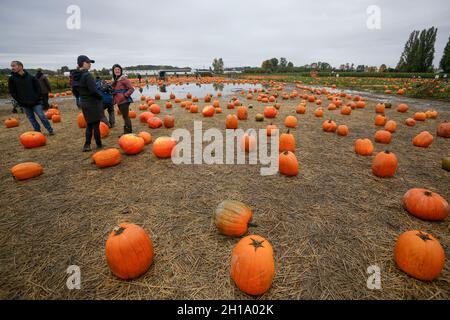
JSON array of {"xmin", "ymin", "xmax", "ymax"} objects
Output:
[{"xmin": 0, "ymin": 77, "xmax": 449, "ymax": 300}]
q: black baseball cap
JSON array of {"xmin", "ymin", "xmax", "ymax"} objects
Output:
[{"xmin": 77, "ymin": 55, "xmax": 95, "ymax": 66}]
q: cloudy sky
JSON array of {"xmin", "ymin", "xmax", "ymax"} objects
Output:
[{"xmin": 1, "ymin": 0, "xmax": 449, "ymax": 70}]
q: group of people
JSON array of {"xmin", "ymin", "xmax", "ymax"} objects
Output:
[{"xmin": 8, "ymin": 55, "xmax": 135, "ymax": 152}]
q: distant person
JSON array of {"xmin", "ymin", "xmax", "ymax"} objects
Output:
[
  {"xmin": 8, "ymin": 60, "xmax": 54, "ymax": 135},
  {"xmin": 137, "ymin": 73, "xmax": 142, "ymax": 83},
  {"xmin": 95, "ymin": 76, "xmax": 115, "ymax": 128},
  {"xmin": 111, "ymin": 64, "xmax": 134, "ymax": 135},
  {"xmin": 71, "ymin": 55, "xmax": 104, "ymax": 152},
  {"xmin": 35, "ymin": 68, "xmax": 52, "ymax": 111}
]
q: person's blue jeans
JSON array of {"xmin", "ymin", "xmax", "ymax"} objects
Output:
[{"xmin": 23, "ymin": 104, "xmax": 54, "ymax": 133}]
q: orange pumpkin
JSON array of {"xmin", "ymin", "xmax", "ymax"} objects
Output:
[
  {"xmin": 19, "ymin": 131, "xmax": 46, "ymax": 148},
  {"xmin": 92, "ymin": 148, "xmax": 121, "ymax": 168},
  {"xmin": 226, "ymin": 114, "xmax": 238, "ymax": 129},
  {"xmin": 296, "ymin": 104, "xmax": 306, "ymax": 114},
  {"xmin": 375, "ymin": 115, "xmax": 386, "ymax": 126},
  {"xmin": 147, "ymin": 117, "xmax": 163, "ymax": 129},
  {"xmin": 119, "ymin": 134, "xmax": 145, "ymax": 155},
  {"xmin": 372, "ymin": 150, "xmax": 397, "ymax": 178},
  {"xmin": 397, "ymin": 103, "xmax": 409, "ymax": 113},
  {"xmin": 139, "ymin": 111, "xmax": 154, "ymax": 123},
  {"xmin": 202, "ymin": 105, "xmax": 215, "ymax": 117},
  {"xmin": 394, "ymin": 230, "xmax": 445, "ymax": 281},
  {"xmin": 149, "ymin": 104, "xmax": 161, "ymax": 114},
  {"xmin": 77, "ymin": 113, "xmax": 87, "ymax": 128},
  {"xmin": 279, "ymin": 151, "xmax": 299, "ymax": 176},
  {"xmin": 11, "ymin": 162, "xmax": 43, "ymax": 180},
  {"xmin": 337, "ymin": 125, "xmax": 349, "ymax": 136},
  {"xmin": 230, "ymin": 235, "xmax": 275, "ymax": 296},
  {"xmin": 384, "ymin": 120, "xmax": 397, "ymax": 133},
  {"xmin": 322, "ymin": 120, "xmax": 337, "ymax": 132},
  {"xmin": 405, "ymin": 118, "xmax": 416, "ymax": 127},
  {"xmin": 264, "ymin": 106, "xmax": 277, "ymax": 119},
  {"xmin": 314, "ymin": 108, "xmax": 324, "ymax": 117},
  {"xmin": 5, "ymin": 118, "xmax": 19, "ymax": 128},
  {"xmin": 105, "ymin": 223, "xmax": 154, "ymax": 280},
  {"xmin": 414, "ymin": 112, "xmax": 426, "ymax": 121},
  {"xmin": 375, "ymin": 103, "xmax": 385, "ymax": 113},
  {"xmin": 355, "ymin": 139, "xmax": 374, "ymax": 156},
  {"xmin": 100, "ymin": 122, "xmax": 109, "ymax": 138},
  {"xmin": 403, "ymin": 188, "xmax": 449, "ymax": 221},
  {"xmin": 279, "ymin": 130, "xmax": 295, "ymax": 152},
  {"xmin": 413, "ymin": 131, "xmax": 433, "ymax": 148},
  {"xmin": 341, "ymin": 106, "xmax": 352, "ymax": 115},
  {"xmin": 284, "ymin": 116, "xmax": 297, "ymax": 128},
  {"xmin": 237, "ymin": 106, "xmax": 248, "ymax": 120},
  {"xmin": 436, "ymin": 121, "xmax": 450, "ymax": 138},
  {"xmin": 153, "ymin": 136, "xmax": 177, "ymax": 158},
  {"xmin": 163, "ymin": 115, "xmax": 175, "ymax": 128},
  {"xmin": 374, "ymin": 130, "xmax": 392, "ymax": 144},
  {"xmin": 138, "ymin": 131, "xmax": 152, "ymax": 145},
  {"xmin": 214, "ymin": 200, "xmax": 253, "ymax": 237}
]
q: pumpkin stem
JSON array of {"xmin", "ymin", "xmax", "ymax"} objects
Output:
[
  {"xmin": 113, "ymin": 226, "xmax": 125, "ymax": 236},
  {"xmin": 248, "ymin": 222, "xmax": 258, "ymax": 228},
  {"xmin": 424, "ymin": 191, "xmax": 433, "ymax": 197},
  {"xmin": 249, "ymin": 238, "xmax": 265, "ymax": 251},
  {"xmin": 416, "ymin": 232, "xmax": 432, "ymax": 242}
]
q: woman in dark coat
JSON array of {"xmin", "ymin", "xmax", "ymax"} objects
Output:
[
  {"xmin": 111, "ymin": 64, "xmax": 134, "ymax": 135},
  {"xmin": 72, "ymin": 55, "xmax": 104, "ymax": 152}
]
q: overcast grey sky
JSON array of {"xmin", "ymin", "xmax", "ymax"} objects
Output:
[{"xmin": 1, "ymin": 0, "xmax": 449, "ymax": 70}]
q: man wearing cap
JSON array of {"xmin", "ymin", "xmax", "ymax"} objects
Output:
[
  {"xmin": 71, "ymin": 55, "xmax": 104, "ymax": 152},
  {"xmin": 8, "ymin": 60, "xmax": 54, "ymax": 135}
]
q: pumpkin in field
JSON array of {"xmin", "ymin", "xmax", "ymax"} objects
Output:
[
  {"xmin": 405, "ymin": 118, "xmax": 416, "ymax": 127},
  {"xmin": 279, "ymin": 151, "xmax": 299, "ymax": 176},
  {"xmin": 214, "ymin": 200, "xmax": 253, "ymax": 237},
  {"xmin": 266, "ymin": 124, "xmax": 278, "ymax": 136},
  {"xmin": 314, "ymin": 108, "xmax": 324, "ymax": 117},
  {"xmin": 403, "ymin": 188, "xmax": 449, "ymax": 221},
  {"xmin": 356, "ymin": 101, "xmax": 365, "ymax": 108},
  {"xmin": 119, "ymin": 134, "xmax": 145, "ymax": 155},
  {"xmin": 128, "ymin": 110, "xmax": 137, "ymax": 119},
  {"xmin": 149, "ymin": 104, "xmax": 161, "ymax": 114},
  {"xmin": 322, "ymin": 120, "xmax": 337, "ymax": 132},
  {"xmin": 77, "ymin": 113, "xmax": 87, "ymax": 128},
  {"xmin": 425, "ymin": 110, "xmax": 438, "ymax": 119},
  {"xmin": 397, "ymin": 103, "xmax": 409, "ymax": 113},
  {"xmin": 105, "ymin": 223, "xmax": 154, "ymax": 280},
  {"xmin": 414, "ymin": 112, "xmax": 426, "ymax": 121},
  {"xmin": 139, "ymin": 111, "xmax": 154, "ymax": 123},
  {"xmin": 92, "ymin": 148, "xmax": 121, "ymax": 168},
  {"xmin": 100, "ymin": 122, "xmax": 110, "ymax": 138},
  {"xmin": 327, "ymin": 103, "xmax": 337, "ymax": 111},
  {"xmin": 413, "ymin": 131, "xmax": 433, "ymax": 148},
  {"xmin": 163, "ymin": 115, "xmax": 175, "ymax": 128},
  {"xmin": 443, "ymin": 157, "xmax": 450, "ymax": 172},
  {"xmin": 341, "ymin": 106, "xmax": 352, "ymax": 115},
  {"xmin": 296, "ymin": 104, "xmax": 306, "ymax": 114},
  {"xmin": 11, "ymin": 162, "xmax": 43, "ymax": 180},
  {"xmin": 384, "ymin": 120, "xmax": 397, "ymax": 133},
  {"xmin": 202, "ymin": 105, "xmax": 215, "ymax": 117},
  {"xmin": 437, "ymin": 121, "xmax": 450, "ymax": 138},
  {"xmin": 375, "ymin": 103, "xmax": 385, "ymax": 113},
  {"xmin": 153, "ymin": 136, "xmax": 177, "ymax": 158},
  {"xmin": 240, "ymin": 134, "xmax": 257, "ymax": 152},
  {"xmin": 394, "ymin": 230, "xmax": 445, "ymax": 281},
  {"xmin": 375, "ymin": 115, "xmax": 386, "ymax": 126},
  {"xmin": 138, "ymin": 131, "xmax": 152, "ymax": 145},
  {"xmin": 226, "ymin": 115, "xmax": 238, "ymax": 129},
  {"xmin": 51, "ymin": 114, "xmax": 61, "ymax": 123},
  {"xmin": 337, "ymin": 125, "xmax": 349, "ymax": 136},
  {"xmin": 5, "ymin": 118, "xmax": 19, "ymax": 128},
  {"xmin": 231, "ymin": 235, "xmax": 275, "ymax": 296},
  {"xmin": 372, "ymin": 150, "xmax": 397, "ymax": 178},
  {"xmin": 147, "ymin": 117, "xmax": 163, "ymax": 129},
  {"xmin": 279, "ymin": 130, "xmax": 295, "ymax": 152},
  {"xmin": 190, "ymin": 105, "xmax": 198, "ymax": 113},
  {"xmin": 355, "ymin": 139, "xmax": 373, "ymax": 156},
  {"xmin": 237, "ymin": 106, "xmax": 248, "ymax": 120},
  {"xmin": 374, "ymin": 130, "xmax": 392, "ymax": 144},
  {"xmin": 264, "ymin": 106, "xmax": 277, "ymax": 119},
  {"xmin": 165, "ymin": 102, "xmax": 173, "ymax": 109},
  {"xmin": 284, "ymin": 116, "xmax": 297, "ymax": 128},
  {"xmin": 19, "ymin": 131, "xmax": 46, "ymax": 148}
]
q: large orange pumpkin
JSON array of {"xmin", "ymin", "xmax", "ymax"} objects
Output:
[
  {"xmin": 372, "ymin": 150, "xmax": 397, "ymax": 178},
  {"xmin": 279, "ymin": 150, "xmax": 299, "ymax": 176},
  {"xmin": 264, "ymin": 106, "xmax": 277, "ymax": 119},
  {"xmin": 397, "ymin": 103, "xmax": 409, "ymax": 113},
  {"xmin": 322, "ymin": 120, "xmax": 337, "ymax": 132},
  {"xmin": 92, "ymin": 148, "xmax": 121, "ymax": 168},
  {"xmin": 230, "ymin": 235, "xmax": 275, "ymax": 296},
  {"xmin": 237, "ymin": 106, "xmax": 248, "ymax": 120},
  {"xmin": 337, "ymin": 125, "xmax": 349, "ymax": 136},
  {"xmin": 214, "ymin": 200, "xmax": 253, "ymax": 237},
  {"xmin": 77, "ymin": 113, "xmax": 87, "ymax": 128},
  {"xmin": 118, "ymin": 134, "xmax": 145, "ymax": 155},
  {"xmin": 355, "ymin": 139, "xmax": 374, "ymax": 156},
  {"xmin": 394, "ymin": 230, "xmax": 445, "ymax": 281},
  {"xmin": 19, "ymin": 131, "xmax": 46, "ymax": 148},
  {"xmin": 147, "ymin": 117, "xmax": 163, "ymax": 129},
  {"xmin": 279, "ymin": 130, "xmax": 295, "ymax": 152},
  {"xmin": 153, "ymin": 136, "xmax": 177, "ymax": 158},
  {"xmin": 413, "ymin": 131, "xmax": 433, "ymax": 148},
  {"xmin": 374, "ymin": 130, "xmax": 392, "ymax": 144},
  {"xmin": 226, "ymin": 114, "xmax": 238, "ymax": 129},
  {"xmin": 384, "ymin": 120, "xmax": 397, "ymax": 133},
  {"xmin": 5, "ymin": 118, "xmax": 19, "ymax": 128},
  {"xmin": 403, "ymin": 188, "xmax": 449, "ymax": 221},
  {"xmin": 100, "ymin": 122, "xmax": 109, "ymax": 138},
  {"xmin": 105, "ymin": 223, "xmax": 154, "ymax": 280},
  {"xmin": 202, "ymin": 105, "xmax": 215, "ymax": 117},
  {"xmin": 11, "ymin": 162, "xmax": 43, "ymax": 180},
  {"xmin": 284, "ymin": 116, "xmax": 297, "ymax": 128},
  {"xmin": 163, "ymin": 115, "xmax": 175, "ymax": 128}
]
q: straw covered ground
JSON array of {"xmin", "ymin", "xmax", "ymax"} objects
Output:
[{"xmin": 0, "ymin": 86, "xmax": 449, "ymax": 300}]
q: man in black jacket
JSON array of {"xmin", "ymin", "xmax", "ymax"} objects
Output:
[{"xmin": 8, "ymin": 61, "xmax": 54, "ymax": 135}]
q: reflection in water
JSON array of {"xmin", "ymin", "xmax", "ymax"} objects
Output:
[{"xmin": 131, "ymin": 83, "xmax": 263, "ymax": 100}]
